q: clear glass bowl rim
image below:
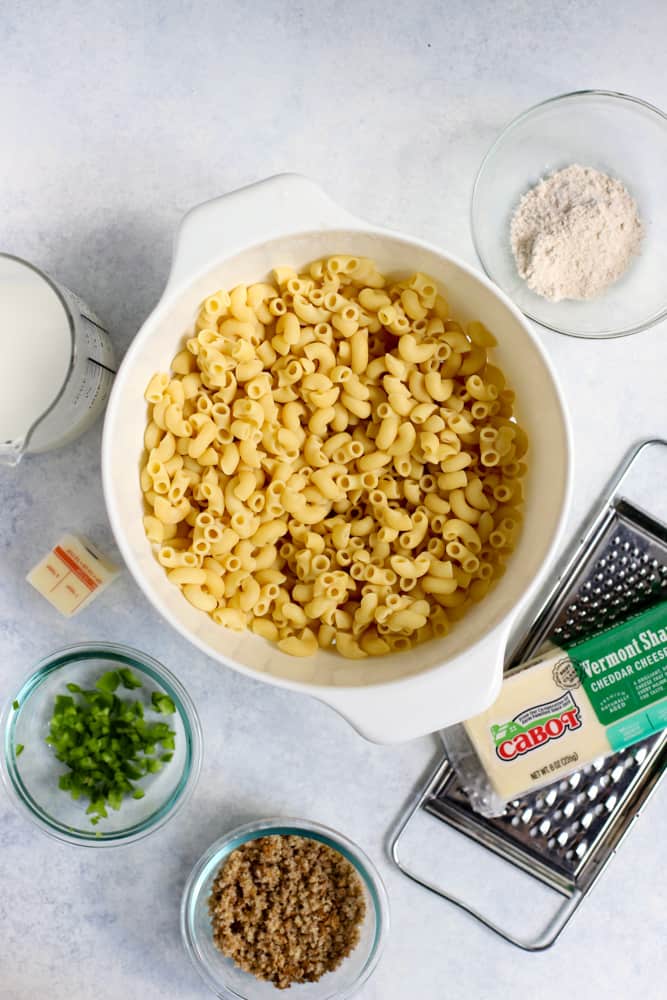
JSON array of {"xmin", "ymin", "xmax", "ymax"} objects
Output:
[
  {"xmin": 470, "ymin": 88, "xmax": 667, "ymax": 339},
  {"xmin": 180, "ymin": 817, "xmax": 391, "ymax": 1000},
  {"xmin": 0, "ymin": 641, "xmax": 203, "ymax": 847}
]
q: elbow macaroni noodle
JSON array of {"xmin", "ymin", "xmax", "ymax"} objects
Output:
[{"xmin": 141, "ymin": 257, "xmax": 528, "ymax": 658}]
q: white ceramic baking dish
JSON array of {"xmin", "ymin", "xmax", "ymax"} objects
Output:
[{"xmin": 102, "ymin": 174, "xmax": 572, "ymax": 743}]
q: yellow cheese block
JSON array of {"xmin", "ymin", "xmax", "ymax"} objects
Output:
[{"xmin": 463, "ymin": 652, "xmax": 610, "ymax": 802}]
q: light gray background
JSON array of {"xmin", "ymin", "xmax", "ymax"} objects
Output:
[{"xmin": 1, "ymin": 1, "xmax": 666, "ymax": 998}]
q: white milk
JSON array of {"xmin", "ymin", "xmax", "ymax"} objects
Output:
[
  {"xmin": 0, "ymin": 260, "xmax": 72, "ymax": 444},
  {"xmin": 0, "ymin": 255, "xmax": 115, "ymax": 463}
]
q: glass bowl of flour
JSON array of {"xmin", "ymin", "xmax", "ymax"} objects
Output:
[{"xmin": 471, "ymin": 90, "xmax": 667, "ymax": 338}]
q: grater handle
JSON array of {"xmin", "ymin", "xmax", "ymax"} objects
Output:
[{"xmin": 387, "ymin": 756, "xmax": 585, "ymax": 951}]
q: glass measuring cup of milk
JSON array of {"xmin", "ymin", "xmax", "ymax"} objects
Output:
[{"xmin": 0, "ymin": 254, "xmax": 115, "ymax": 466}]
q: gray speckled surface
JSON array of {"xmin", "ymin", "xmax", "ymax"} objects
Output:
[{"xmin": 1, "ymin": 1, "xmax": 667, "ymax": 998}]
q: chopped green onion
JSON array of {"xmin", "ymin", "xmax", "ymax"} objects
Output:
[
  {"xmin": 12, "ymin": 700, "xmax": 19, "ymax": 711},
  {"xmin": 107, "ymin": 787, "xmax": 123, "ymax": 811},
  {"xmin": 44, "ymin": 671, "xmax": 177, "ymax": 824},
  {"xmin": 16, "ymin": 744, "xmax": 24, "ymax": 756},
  {"xmin": 151, "ymin": 692, "xmax": 176, "ymax": 715},
  {"xmin": 119, "ymin": 668, "xmax": 142, "ymax": 690},
  {"xmin": 95, "ymin": 671, "xmax": 120, "ymax": 694}
]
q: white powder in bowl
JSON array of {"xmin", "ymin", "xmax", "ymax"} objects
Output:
[{"xmin": 510, "ymin": 164, "xmax": 643, "ymax": 302}]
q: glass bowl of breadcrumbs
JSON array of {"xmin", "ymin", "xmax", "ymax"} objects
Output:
[{"xmin": 181, "ymin": 818, "xmax": 389, "ymax": 998}]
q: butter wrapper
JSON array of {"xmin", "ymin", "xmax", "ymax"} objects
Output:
[
  {"xmin": 27, "ymin": 534, "xmax": 120, "ymax": 617},
  {"xmin": 442, "ymin": 600, "xmax": 667, "ymax": 817}
]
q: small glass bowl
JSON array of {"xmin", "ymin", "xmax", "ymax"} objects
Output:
[
  {"xmin": 0, "ymin": 642, "xmax": 202, "ymax": 846},
  {"xmin": 471, "ymin": 90, "xmax": 667, "ymax": 338},
  {"xmin": 181, "ymin": 818, "xmax": 390, "ymax": 999}
]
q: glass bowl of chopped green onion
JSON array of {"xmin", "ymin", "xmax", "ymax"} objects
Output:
[
  {"xmin": 181, "ymin": 818, "xmax": 390, "ymax": 999},
  {"xmin": 1, "ymin": 642, "xmax": 202, "ymax": 846}
]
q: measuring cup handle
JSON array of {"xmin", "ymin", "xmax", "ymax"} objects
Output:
[{"xmin": 165, "ymin": 173, "xmax": 367, "ymax": 292}]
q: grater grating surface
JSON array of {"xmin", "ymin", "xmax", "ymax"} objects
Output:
[
  {"xmin": 432, "ymin": 505, "xmax": 667, "ymax": 882},
  {"xmin": 390, "ymin": 441, "xmax": 667, "ymax": 949},
  {"xmin": 550, "ymin": 508, "xmax": 667, "ymax": 644}
]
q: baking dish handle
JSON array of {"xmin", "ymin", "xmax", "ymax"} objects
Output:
[
  {"xmin": 319, "ymin": 621, "xmax": 512, "ymax": 744},
  {"xmin": 166, "ymin": 173, "xmax": 367, "ymax": 292}
]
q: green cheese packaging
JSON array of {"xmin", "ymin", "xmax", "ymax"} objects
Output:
[{"xmin": 441, "ymin": 600, "xmax": 667, "ymax": 817}]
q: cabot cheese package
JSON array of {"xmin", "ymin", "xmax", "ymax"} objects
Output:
[{"xmin": 442, "ymin": 600, "xmax": 667, "ymax": 816}]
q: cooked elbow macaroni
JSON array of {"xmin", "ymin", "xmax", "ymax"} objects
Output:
[{"xmin": 141, "ymin": 257, "xmax": 528, "ymax": 658}]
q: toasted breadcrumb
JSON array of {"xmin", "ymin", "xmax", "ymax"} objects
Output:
[{"xmin": 208, "ymin": 834, "xmax": 366, "ymax": 989}]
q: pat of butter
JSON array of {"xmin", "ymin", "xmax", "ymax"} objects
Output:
[
  {"xmin": 443, "ymin": 600, "xmax": 667, "ymax": 816},
  {"xmin": 27, "ymin": 534, "xmax": 120, "ymax": 617}
]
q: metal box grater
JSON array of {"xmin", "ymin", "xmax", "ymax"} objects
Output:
[{"xmin": 389, "ymin": 440, "xmax": 667, "ymax": 950}]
